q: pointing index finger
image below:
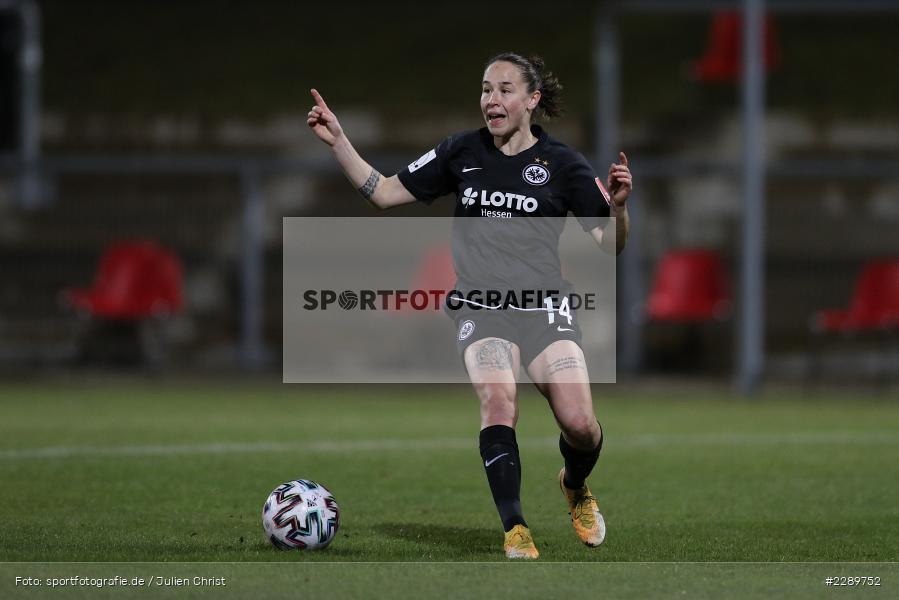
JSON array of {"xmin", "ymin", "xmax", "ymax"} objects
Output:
[
  {"xmin": 310, "ymin": 88, "xmax": 330, "ymax": 111},
  {"xmin": 619, "ymin": 151, "xmax": 628, "ymax": 167}
]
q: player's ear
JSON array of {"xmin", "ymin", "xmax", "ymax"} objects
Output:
[{"xmin": 529, "ymin": 90, "xmax": 541, "ymax": 111}]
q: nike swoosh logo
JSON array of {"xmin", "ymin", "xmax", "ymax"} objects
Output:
[
  {"xmin": 557, "ymin": 326, "xmax": 574, "ymax": 332},
  {"xmin": 484, "ymin": 452, "xmax": 509, "ymax": 467},
  {"xmin": 462, "ymin": 167, "xmax": 482, "ymax": 172}
]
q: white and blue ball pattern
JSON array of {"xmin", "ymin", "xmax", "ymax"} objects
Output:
[{"xmin": 262, "ymin": 479, "xmax": 340, "ymax": 550}]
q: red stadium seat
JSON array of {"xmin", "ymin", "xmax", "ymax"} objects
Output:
[
  {"xmin": 399, "ymin": 244, "xmax": 456, "ymax": 314},
  {"xmin": 413, "ymin": 244, "xmax": 456, "ymax": 298},
  {"xmin": 811, "ymin": 260, "xmax": 899, "ymax": 334},
  {"xmin": 692, "ymin": 11, "xmax": 780, "ymax": 83},
  {"xmin": 64, "ymin": 240, "xmax": 184, "ymax": 320},
  {"xmin": 646, "ymin": 249, "xmax": 731, "ymax": 322}
]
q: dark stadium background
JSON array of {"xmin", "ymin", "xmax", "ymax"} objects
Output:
[
  {"xmin": 3, "ymin": 0, "xmax": 898, "ymax": 378},
  {"xmin": 1, "ymin": 1, "xmax": 897, "ymax": 597}
]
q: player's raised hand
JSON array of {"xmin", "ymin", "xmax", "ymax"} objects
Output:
[
  {"xmin": 307, "ymin": 89, "xmax": 344, "ymax": 147},
  {"xmin": 607, "ymin": 152, "xmax": 632, "ymax": 211}
]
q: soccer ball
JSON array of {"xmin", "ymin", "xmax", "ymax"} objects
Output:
[{"xmin": 262, "ymin": 479, "xmax": 340, "ymax": 550}]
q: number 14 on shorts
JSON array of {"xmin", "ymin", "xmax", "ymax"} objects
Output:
[{"xmin": 545, "ymin": 297, "xmax": 572, "ymax": 326}]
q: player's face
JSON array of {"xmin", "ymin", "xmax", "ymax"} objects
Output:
[{"xmin": 481, "ymin": 61, "xmax": 540, "ymax": 138}]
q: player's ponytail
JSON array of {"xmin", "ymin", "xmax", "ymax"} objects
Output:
[
  {"xmin": 485, "ymin": 52, "xmax": 564, "ymax": 120},
  {"xmin": 527, "ymin": 55, "xmax": 563, "ymax": 120}
]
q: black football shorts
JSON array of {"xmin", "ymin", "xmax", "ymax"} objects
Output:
[{"xmin": 450, "ymin": 303, "xmax": 583, "ymax": 368}]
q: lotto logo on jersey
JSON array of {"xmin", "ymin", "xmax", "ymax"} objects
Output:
[{"xmin": 461, "ymin": 187, "xmax": 538, "ymax": 213}]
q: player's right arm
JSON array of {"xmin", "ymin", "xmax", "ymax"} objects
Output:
[{"xmin": 307, "ymin": 89, "xmax": 416, "ymax": 210}]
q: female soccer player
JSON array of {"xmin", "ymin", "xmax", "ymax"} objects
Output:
[{"xmin": 307, "ymin": 52, "xmax": 632, "ymax": 559}]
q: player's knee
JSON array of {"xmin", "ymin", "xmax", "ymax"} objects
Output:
[
  {"xmin": 477, "ymin": 382, "xmax": 516, "ymax": 406},
  {"xmin": 562, "ymin": 415, "xmax": 601, "ymax": 448},
  {"xmin": 477, "ymin": 383, "xmax": 517, "ymax": 424}
]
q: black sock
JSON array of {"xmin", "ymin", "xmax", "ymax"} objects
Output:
[
  {"xmin": 479, "ymin": 425, "xmax": 526, "ymax": 532},
  {"xmin": 559, "ymin": 425, "xmax": 603, "ymax": 490}
]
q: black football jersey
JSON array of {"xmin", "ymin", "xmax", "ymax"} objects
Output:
[{"xmin": 397, "ymin": 124, "xmax": 611, "ymax": 301}]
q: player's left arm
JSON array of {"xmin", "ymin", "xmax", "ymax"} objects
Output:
[{"xmin": 589, "ymin": 152, "xmax": 631, "ymax": 255}]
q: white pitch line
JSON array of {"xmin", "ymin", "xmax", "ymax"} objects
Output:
[
  {"xmin": 0, "ymin": 438, "xmax": 481, "ymax": 461},
  {"xmin": 1, "ymin": 431, "xmax": 898, "ymax": 461},
  {"xmin": 620, "ymin": 431, "xmax": 899, "ymax": 447}
]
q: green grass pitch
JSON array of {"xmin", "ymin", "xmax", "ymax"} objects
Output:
[{"xmin": 0, "ymin": 379, "xmax": 897, "ymax": 597}]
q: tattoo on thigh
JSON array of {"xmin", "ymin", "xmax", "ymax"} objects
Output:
[
  {"xmin": 547, "ymin": 356, "xmax": 583, "ymax": 375},
  {"xmin": 476, "ymin": 340, "xmax": 513, "ymax": 371}
]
